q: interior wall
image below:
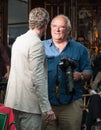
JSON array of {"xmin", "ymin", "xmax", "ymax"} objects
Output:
[
  {"xmin": 8, "ymin": 0, "xmax": 28, "ymax": 24},
  {"xmin": 8, "ymin": 0, "xmax": 28, "ymax": 42},
  {"xmin": 7, "ymin": 0, "xmax": 101, "ymax": 48}
]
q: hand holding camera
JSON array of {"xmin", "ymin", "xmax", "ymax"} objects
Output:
[{"xmin": 59, "ymin": 57, "xmax": 76, "ymax": 93}]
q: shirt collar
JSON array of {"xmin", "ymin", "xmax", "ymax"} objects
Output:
[{"xmin": 49, "ymin": 39, "xmax": 71, "ymax": 47}]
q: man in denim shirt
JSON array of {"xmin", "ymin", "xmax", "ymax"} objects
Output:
[{"xmin": 42, "ymin": 15, "xmax": 92, "ymax": 130}]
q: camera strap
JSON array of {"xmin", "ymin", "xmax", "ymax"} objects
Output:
[
  {"xmin": 55, "ymin": 82, "xmax": 75, "ymax": 104},
  {"xmin": 55, "ymin": 80, "xmax": 63, "ymax": 104},
  {"xmin": 55, "ymin": 80, "xmax": 60, "ymax": 99},
  {"xmin": 68, "ymin": 91, "xmax": 75, "ymax": 104}
]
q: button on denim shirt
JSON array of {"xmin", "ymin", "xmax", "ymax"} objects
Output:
[{"xmin": 43, "ymin": 39, "xmax": 92, "ymax": 105}]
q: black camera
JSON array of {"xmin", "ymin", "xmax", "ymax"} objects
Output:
[{"xmin": 59, "ymin": 57, "xmax": 76, "ymax": 93}]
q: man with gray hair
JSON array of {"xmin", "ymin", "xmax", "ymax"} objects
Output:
[
  {"xmin": 4, "ymin": 7, "xmax": 55, "ymax": 130},
  {"xmin": 42, "ymin": 14, "xmax": 92, "ymax": 130}
]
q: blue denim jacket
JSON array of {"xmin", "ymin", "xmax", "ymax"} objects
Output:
[{"xmin": 43, "ymin": 39, "xmax": 92, "ymax": 105}]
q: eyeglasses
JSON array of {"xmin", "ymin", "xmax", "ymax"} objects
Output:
[{"xmin": 51, "ymin": 24, "xmax": 67, "ymax": 31}]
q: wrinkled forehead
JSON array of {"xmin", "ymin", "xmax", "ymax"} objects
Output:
[{"xmin": 51, "ymin": 16, "xmax": 67, "ymax": 26}]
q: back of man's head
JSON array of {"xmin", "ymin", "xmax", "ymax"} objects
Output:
[{"xmin": 29, "ymin": 7, "xmax": 49, "ymax": 29}]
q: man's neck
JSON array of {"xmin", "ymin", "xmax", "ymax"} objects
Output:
[
  {"xmin": 29, "ymin": 28, "xmax": 43, "ymax": 38},
  {"xmin": 33, "ymin": 28, "xmax": 42, "ymax": 38},
  {"xmin": 53, "ymin": 40, "xmax": 68, "ymax": 52}
]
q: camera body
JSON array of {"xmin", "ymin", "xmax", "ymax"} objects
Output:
[{"xmin": 59, "ymin": 57, "xmax": 76, "ymax": 93}]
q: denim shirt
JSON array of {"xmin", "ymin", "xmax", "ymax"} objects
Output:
[{"xmin": 43, "ymin": 39, "xmax": 92, "ymax": 105}]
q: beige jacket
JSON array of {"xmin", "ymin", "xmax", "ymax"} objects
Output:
[{"xmin": 4, "ymin": 30, "xmax": 51, "ymax": 114}]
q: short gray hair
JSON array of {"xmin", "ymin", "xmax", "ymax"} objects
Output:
[
  {"xmin": 51, "ymin": 14, "xmax": 72, "ymax": 29},
  {"xmin": 29, "ymin": 7, "xmax": 49, "ymax": 29}
]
